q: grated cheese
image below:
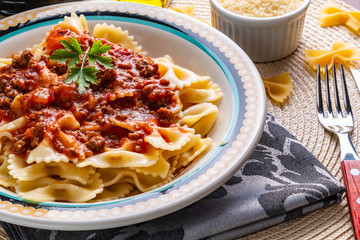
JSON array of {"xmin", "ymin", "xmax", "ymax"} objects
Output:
[{"xmin": 217, "ymin": 0, "xmax": 304, "ymax": 17}]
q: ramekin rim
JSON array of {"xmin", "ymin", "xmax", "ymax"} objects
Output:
[{"xmin": 209, "ymin": 0, "xmax": 311, "ymax": 22}]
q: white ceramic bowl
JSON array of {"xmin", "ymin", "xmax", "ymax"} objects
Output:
[
  {"xmin": 210, "ymin": 0, "xmax": 311, "ymax": 62},
  {"xmin": 0, "ymin": 1, "xmax": 267, "ymax": 230}
]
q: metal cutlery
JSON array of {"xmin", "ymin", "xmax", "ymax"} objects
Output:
[
  {"xmin": 316, "ymin": 64, "xmax": 360, "ymax": 240},
  {"xmin": 350, "ymin": 68, "xmax": 360, "ymax": 94}
]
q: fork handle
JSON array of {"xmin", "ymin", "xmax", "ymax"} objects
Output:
[{"xmin": 341, "ymin": 160, "xmax": 360, "ymax": 240}]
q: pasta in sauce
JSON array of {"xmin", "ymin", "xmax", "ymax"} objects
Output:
[{"xmin": 0, "ymin": 14, "xmax": 223, "ymax": 202}]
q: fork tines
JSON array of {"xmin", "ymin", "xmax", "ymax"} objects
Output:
[{"xmin": 316, "ymin": 64, "xmax": 352, "ymax": 118}]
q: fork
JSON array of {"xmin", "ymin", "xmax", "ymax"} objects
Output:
[{"xmin": 316, "ymin": 64, "xmax": 360, "ymax": 240}]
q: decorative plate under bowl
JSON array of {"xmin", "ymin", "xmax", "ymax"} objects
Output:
[{"xmin": 0, "ymin": 1, "xmax": 266, "ymax": 230}]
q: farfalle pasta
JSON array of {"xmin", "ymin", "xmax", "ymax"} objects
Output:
[
  {"xmin": 93, "ymin": 23, "xmax": 144, "ymax": 54},
  {"xmin": 168, "ymin": 5, "xmax": 210, "ymax": 24},
  {"xmin": 319, "ymin": 1, "xmax": 360, "ymax": 34},
  {"xmin": 262, "ymin": 72, "xmax": 293, "ymax": 104},
  {"xmin": 304, "ymin": 41, "xmax": 360, "ymax": 72},
  {"xmin": 0, "ymin": 14, "xmax": 223, "ymax": 202}
]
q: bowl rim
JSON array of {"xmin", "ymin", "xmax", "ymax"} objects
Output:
[
  {"xmin": 0, "ymin": 1, "xmax": 267, "ymax": 230},
  {"xmin": 209, "ymin": 0, "xmax": 312, "ymax": 24}
]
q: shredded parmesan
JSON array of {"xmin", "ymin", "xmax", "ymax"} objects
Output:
[{"xmin": 217, "ymin": 0, "xmax": 304, "ymax": 17}]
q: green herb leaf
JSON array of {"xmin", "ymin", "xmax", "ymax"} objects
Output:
[
  {"xmin": 60, "ymin": 38, "xmax": 83, "ymax": 53},
  {"xmin": 89, "ymin": 40, "xmax": 112, "ymax": 55},
  {"xmin": 49, "ymin": 49, "xmax": 78, "ymax": 64},
  {"xmin": 67, "ymin": 55, "xmax": 81, "ymax": 69},
  {"xmin": 50, "ymin": 37, "xmax": 113, "ymax": 93},
  {"xmin": 219, "ymin": 141, "xmax": 228, "ymax": 147},
  {"xmin": 88, "ymin": 40, "xmax": 113, "ymax": 69},
  {"xmin": 83, "ymin": 66, "xmax": 98, "ymax": 85},
  {"xmin": 76, "ymin": 71, "xmax": 90, "ymax": 94},
  {"xmin": 89, "ymin": 55, "xmax": 113, "ymax": 69},
  {"xmin": 65, "ymin": 67, "xmax": 80, "ymax": 83},
  {"xmin": 65, "ymin": 67, "xmax": 92, "ymax": 94}
]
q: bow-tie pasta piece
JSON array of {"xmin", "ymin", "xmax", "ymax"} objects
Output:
[
  {"xmin": 169, "ymin": 5, "xmax": 196, "ymax": 16},
  {"xmin": 26, "ymin": 140, "xmax": 73, "ymax": 164},
  {"xmin": 15, "ymin": 173, "xmax": 103, "ymax": 202},
  {"xmin": 178, "ymin": 102, "xmax": 218, "ymax": 137},
  {"xmin": 169, "ymin": 5, "xmax": 210, "ymax": 24},
  {"xmin": 180, "ymin": 82, "xmax": 223, "ymax": 103},
  {"xmin": 304, "ymin": 41, "xmax": 360, "ymax": 72},
  {"xmin": 163, "ymin": 133, "xmax": 211, "ymax": 169},
  {"xmin": 97, "ymin": 168, "xmax": 174, "ymax": 194},
  {"xmin": 8, "ymin": 154, "xmax": 101, "ymax": 202},
  {"xmin": 0, "ymin": 119, "xmax": 26, "ymax": 190},
  {"xmin": 131, "ymin": 153, "xmax": 170, "ymax": 179},
  {"xmin": 59, "ymin": 12, "xmax": 88, "ymax": 33},
  {"xmin": 92, "ymin": 179, "xmax": 134, "ymax": 202},
  {"xmin": 0, "ymin": 141, "xmax": 16, "ymax": 190},
  {"xmin": 179, "ymin": 79, "xmax": 223, "ymax": 110},
  {"xmin": 77, "ymin": 144, "xmax": 160, "ymax": 168},
  {"xmin": 144, "ymin": 126, "xmax": 194, "ymax": 151},
  {"xmin": 0, "ymin": 118, "xmax": 25, "ymax": 133},
  {"xmin": 8, "ymin": 154, "xmax": 95, "ymax": 184},
  {"xmin": 0, "ymin": 58, "xmax": 12, "ymax": 67},
  {"xmin": 262, "ymin": 72, "xmax": 293, "ymax": 104},
  {"xmin": 319, "ymin": 2, "xmax": 360, "ymax": 34},
  {"xmin": 154, "ymin": 55, "xmax": 211, "ymax": 89},
  {"xmin": 93, "ymin": 23, "xmax": 144, "ymax": 54}
]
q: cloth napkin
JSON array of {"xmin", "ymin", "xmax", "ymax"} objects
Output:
[{"xmin": 0, "ymin": 113, "xmax": 345, "ymax": 240}]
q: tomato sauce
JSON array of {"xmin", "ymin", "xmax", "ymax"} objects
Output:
[{"xmin": 0, "ymin": 26, "xmax": 180, "ymax": 160}]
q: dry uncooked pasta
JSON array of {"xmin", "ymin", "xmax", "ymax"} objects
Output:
[
  {"xmin": 262, "ymin": 72, "xmax": 293, "ymax": 104},
  {"xmin": 168, "ymin": 5, "xmax": 210, "ymax": 24},
  {"xmin": 319, "ymin": 1, "xmax": 360, "ymax": 34},
  {"xmin": 304, "ymin": 41, "xmax": 360, "ymax": 72}
]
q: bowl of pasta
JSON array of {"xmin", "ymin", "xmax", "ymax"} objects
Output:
[{"xmin": 0, "ymin": 1, "xmax": 266, "ymax": 230}]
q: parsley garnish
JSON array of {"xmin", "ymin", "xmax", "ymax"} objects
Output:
[
  {"xmin": 50, "ymin": 38, "xmax": 113, "ymax": 93},
  {"xmin": 219, "ymin": 141, "xmax": 228, "ymax": 147}
]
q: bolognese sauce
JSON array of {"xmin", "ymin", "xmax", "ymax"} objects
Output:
[{"xmin": 0, "ymin": 26, "xmax": 181, "ymax": 160}]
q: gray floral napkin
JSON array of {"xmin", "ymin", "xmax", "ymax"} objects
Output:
[{"xmin": 0, "ymin": 113, "xmax": 345, "ymax": 240}]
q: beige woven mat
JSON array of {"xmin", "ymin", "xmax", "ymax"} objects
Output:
[
  {"xmin": 0, "ymin": 228, "xmax": 7, "ymax": 240},
  {"xmin": 240, "ymin": 0, "xmax": 358, "ymax": 239},
  {"xmin": 174, "ymin": 0, "xmax": 359, "ymax": 239},
  {"xmin": 0, "ymin": 0, "xmax": 359, "ymax": 239}
]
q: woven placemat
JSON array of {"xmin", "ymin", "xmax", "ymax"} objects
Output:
[
  {"xmin": 242, "ymin": 0, "xmax": 358, "ymax": 239},
  {"xmin": 173, "ymin": 0, "xmax": 359, "ymax": 239},
  {"xmin": 0, "ymin": 0, "xmax": 358, "ymax": 239}
]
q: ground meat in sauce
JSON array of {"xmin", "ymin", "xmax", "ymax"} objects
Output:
[
  {"xmin": 42, "ymin": 55, "xmax": 68, "ymax": 76},
  {"xmin": 11, "ymin": 50, "xmax": 32, "ymax": 68},
  {"xmin": 0, "ymin": 94, "xmax": 11, "ymax": 109},
  {"xmin": 1, "ymin": 27, "xmax": 181, "ymax": 159},
  {"xmin": 12, "ymin": 121, "xmax": 46, "ymax": 154},
  {"xmin": 136, "ymin": 58, "xmax": 158, "ymax": 78},
  {"xmin": 86, "ymin": 135, "xmax": 106, "ymax": 153},
  {"xmin": 0, "ymin": 50, "xmax": 52, "ymax": 109},
  {"xmin": 0, "ymin": 51, "xmax": 35, "ymax": 111}
]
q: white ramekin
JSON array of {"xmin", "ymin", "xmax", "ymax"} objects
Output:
[{"xmin": 209, "ymin": 0, "xmax": 311, "ymax": 62}]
